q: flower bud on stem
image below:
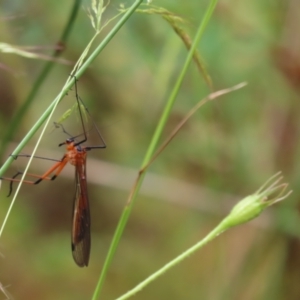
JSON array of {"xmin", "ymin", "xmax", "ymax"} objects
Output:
[{"xmin": 220, "ymin": 172, "xmax": 292, "ymax": 230}]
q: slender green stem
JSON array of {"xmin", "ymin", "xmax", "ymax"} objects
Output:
[
  {"xmin": 92, "ymin": 0, "xmax": 219, "ymax": 298},
  {"xmin": 117, "ymin": 221, "xmax": 226, "ymax": 299},
  {"xmin": 0, "ymin": 0, "xmax": 143, "ymax": 178},
  {"xmin": 116, "ymin": 172, "xmax": 292, "ymax": 299},
  {"xmin": 0, "ymin": 0, "xmax": 82, "ymax": 160}
]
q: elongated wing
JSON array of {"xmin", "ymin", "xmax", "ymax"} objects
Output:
[{"xmin": 71, "ymin": 156, "xmax": 91, "ymax": 267}]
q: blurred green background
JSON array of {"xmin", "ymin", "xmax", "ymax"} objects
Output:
[{"xmin": 0, "ymin": 0, "xmax": 300, "ymax": 299}]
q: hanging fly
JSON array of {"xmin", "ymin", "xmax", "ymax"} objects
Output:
[{"xmin": 1, "ymin": 76, "xmax": 106, "ymax": 267}]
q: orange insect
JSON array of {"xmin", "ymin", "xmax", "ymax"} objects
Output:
[{"xmin": 1, "ymin": 78, "xmax": 106, "ymax": 267}]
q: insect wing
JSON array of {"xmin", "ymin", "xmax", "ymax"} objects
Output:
[{"xmin": 71, "ymin": 157, "xmax": 91, "ymax": 267}]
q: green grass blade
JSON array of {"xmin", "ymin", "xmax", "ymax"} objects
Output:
[{"xmin": 92, "ymin": 0, "xmax": 219, "ymax": 298}]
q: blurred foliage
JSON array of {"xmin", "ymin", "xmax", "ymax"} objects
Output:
[{"xmin": 0, "ymin": 0, "xmax": 300, "ymax": 299}]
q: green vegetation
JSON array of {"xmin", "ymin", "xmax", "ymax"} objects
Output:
[{"xmin": 0, "ymin": 1, "xmax": 298, "ymax": 299}]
